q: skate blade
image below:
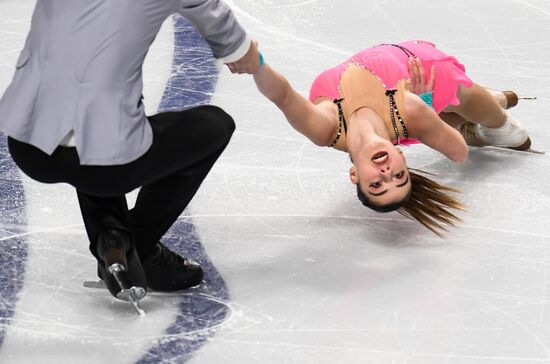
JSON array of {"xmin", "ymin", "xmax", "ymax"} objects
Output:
[
  {"xmin": 83, "ymin": 280, "xmax": 146, "ymax": 316},
  {"xmin": 506, "ymin": 138, "xmax": 543, "ymax": 154},
  {"xmin": 497, "ymin": 147, "xmax": 545, "ymax": 155},
  {"xmin": 83, "ymin": 280, "xmax": 147, "ymax": 299},
  {"xmin": 117, "ymin": 289, "xmax": 146, "ymax": 317},
  {"xmin": 523, "ymin": 148, "xmax": 545, "ymax": 155},
  {"xmin": 84, "ymin": 280, "xmax": 107, "ymax": 289},
  {"xmin": 116, "ymin": 286, "xmax": 147, "ymax": 301},
  {"xmin": 109, "ymin": 263, "xmax": 147, "ymax": 317}
]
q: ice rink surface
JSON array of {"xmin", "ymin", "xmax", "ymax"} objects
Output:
[{"xmin": 1, "ymin": 0, "xmax": 550, "ymax": 363}]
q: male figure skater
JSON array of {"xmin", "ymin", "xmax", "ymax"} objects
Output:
[{"xmin": 0, "ymin": 0, "xmax": 260, "ymax": 314}]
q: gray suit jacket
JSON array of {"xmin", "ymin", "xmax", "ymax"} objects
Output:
[{"xmin": 0, "ymin": 0, "xmax": 249, "ymax": 165}]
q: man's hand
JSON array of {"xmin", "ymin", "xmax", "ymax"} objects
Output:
[
  {"xmin": 226, "ymin": 40, "xmax": 260, "ymax": 74},
  {"xmin": 408, "ymin": 57, "xmax": 435, "ymax": 95}
]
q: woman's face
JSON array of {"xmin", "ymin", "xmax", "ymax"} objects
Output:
[{"xmin": 349, "ymin": 140, "xmax": 411, "ymax": 206}]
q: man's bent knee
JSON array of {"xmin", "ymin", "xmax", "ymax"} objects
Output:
[{"xmin": 199, "ymin": 105, "xmax": 236, "ymax": 143}]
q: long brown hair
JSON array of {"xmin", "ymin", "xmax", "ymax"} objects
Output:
[
  {"xmin": 357, "ymin": 169, "xmax": 464, "ymax": 236},
  {"xmin": 399, "ymin": 170, "xmax": 464, "ymax": 236}
]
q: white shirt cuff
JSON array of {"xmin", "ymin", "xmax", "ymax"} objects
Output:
[{"xmin": 218, "ymin": 35, "xmax": 252, "ymax": 63}]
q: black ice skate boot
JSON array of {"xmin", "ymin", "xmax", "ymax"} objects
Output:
[
  {"xmin": 141, "ymin": 243, "xmax": 203, "ymax": 292},
  {"xmin": 96, "ymin": 229, "xmax": 147, "ymax": 316}
]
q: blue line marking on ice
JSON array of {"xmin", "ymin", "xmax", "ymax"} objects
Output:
[
  {"xmin": 0, "ymin": 136, "xmax": 28, "ymax": 347},
  {"xmin": 137, "ymin": 15, "xmax": 230, "ymax": 363}
]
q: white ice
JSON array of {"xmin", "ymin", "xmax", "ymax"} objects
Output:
[{"xmin": 1, "ymin": 0, "xmax": 550, "ymax": 363}]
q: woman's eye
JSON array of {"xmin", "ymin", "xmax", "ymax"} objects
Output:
[
  {"xmin": 370, "ymin": 181, "xmax": 382, "ymax": 188},
  {"xmin": 395, "ymin": 171, "xmax": 405, "ymax": 179}
]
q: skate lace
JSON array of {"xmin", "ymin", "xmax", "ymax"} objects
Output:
[
  {"xmin": 152, "ymin": 244, "xmax": 188, "ymax": 267},
  {"xmin": 459, "ymin": 121, "xmax": 479, "ymax": 145}
]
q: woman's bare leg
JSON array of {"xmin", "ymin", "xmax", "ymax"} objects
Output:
[
  {"xmin": 443, "ymin": 83, "xmax": 506, "ymax": 128},
  {"xmin": 439, "ymin": 112, "xmax": 466, "ymax": 129},
  {"xmin": 439, "ymin": 86, "xmax": 517, "ymax": 129},
  {"xmin": 485, "ymin": 88, "xmax": 508, "ymax": 109},
  {"xmin": 442, "ymin": 84, "xmax": 529, "ymax": 149}
]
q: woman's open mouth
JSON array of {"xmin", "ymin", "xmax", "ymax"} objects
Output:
[{"xmin": 371, "ymin": 151, "xmax": 388, "ymax": 163}]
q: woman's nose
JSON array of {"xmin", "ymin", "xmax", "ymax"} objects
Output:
[{"xmin": 379, "ymin": 165, "xmax": 392, "ymax": 181}]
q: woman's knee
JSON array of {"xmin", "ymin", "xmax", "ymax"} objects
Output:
[
  {"xmin": 441, "ymin": 84, "xmax": 472, "ymax": 114},
  {"xmin": 448, "ymin": 83, "xmax": 506, "ymax": 123}
]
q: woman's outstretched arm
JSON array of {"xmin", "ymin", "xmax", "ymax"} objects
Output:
[{"xmin": 253, "ymin": 62, "xmax": 336, "ymax": 146}]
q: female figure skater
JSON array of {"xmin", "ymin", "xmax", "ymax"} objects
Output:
[{"xmin": 253, "ymin": 40, "xmax": 530, "ymax": 235}]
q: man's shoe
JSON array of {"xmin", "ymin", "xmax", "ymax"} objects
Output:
[
  {"xmin": 459, "ymin": 115, "xmax": 531, "ymax": 151},
  {"xmin": 96, "ymin": 229, "xmax": 147, "ymax": 315},
  {"xmin": 142, "ymin": 243, "xmax": 203, "ymax": 291}
]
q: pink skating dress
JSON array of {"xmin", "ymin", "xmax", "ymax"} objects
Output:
[{"xmin": 309, "ymin": 40, "xmax": 473, "ymax": 147}]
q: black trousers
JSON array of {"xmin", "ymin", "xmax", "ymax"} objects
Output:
[{"xmin": 8, "ymin": 105, "xmax": 235, "ymax": 260}]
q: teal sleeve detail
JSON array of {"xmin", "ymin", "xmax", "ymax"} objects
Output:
[
  {"xmin": 419, "ymin": 92, "xmax": 433, "ymax": 109},
  {"xmin": 258, "ymin": 52, "xmax": 265, "ymax": 66}
]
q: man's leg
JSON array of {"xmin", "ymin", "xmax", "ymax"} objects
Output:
[
  {"xmin": 7, "ymin": 137, "xmax": 147, "ymax": 306},
  {"xmin": 8, "ymin": 105, "xmax": 236, "ymax": 293},
  {"xmin": 76, "ymin": 192, "xmax": 147, "ymax": 308},
  {"xmin": 75, "ymin": 193, "xmax": 132, "ymax": 260},
  {"xmin": 128, "ymin": 105, "xmax": 235, "ymax": 290}
]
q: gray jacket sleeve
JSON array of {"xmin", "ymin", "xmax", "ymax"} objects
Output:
[{"xmin": 178, "ymin": 0, "xmax": 249, "ymax": 62}]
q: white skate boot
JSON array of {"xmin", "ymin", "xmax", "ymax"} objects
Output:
[{"xmin": 459, "ymin": 115, "xmax": 531, "ymax": 151}]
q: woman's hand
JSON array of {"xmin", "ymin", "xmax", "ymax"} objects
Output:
[
  {"xmin": 227, "ymin": 40, "xmax": 260, "ymax": 74},
  {"xmin": 408, "ymin": 57, "xmax": 435, "ymax": 95}
]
